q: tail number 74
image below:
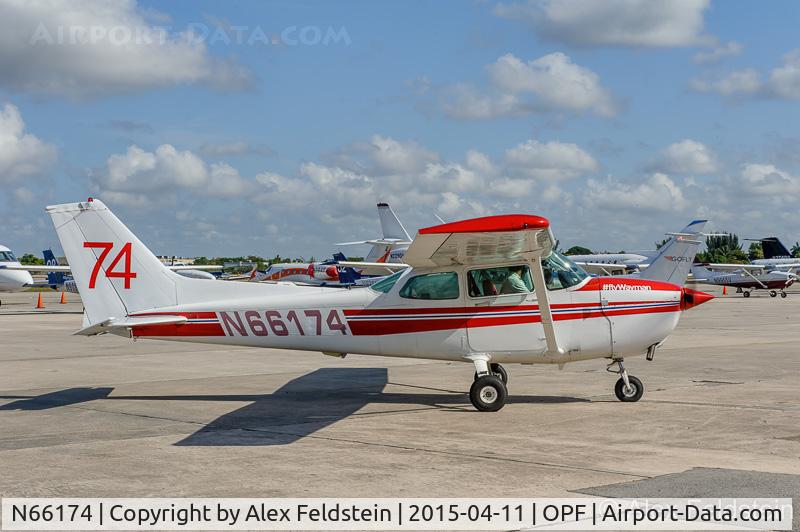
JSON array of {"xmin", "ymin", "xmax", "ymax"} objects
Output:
[{"xmin": 84, "ymin": 242, "xmax": 137, "ymax": 289}]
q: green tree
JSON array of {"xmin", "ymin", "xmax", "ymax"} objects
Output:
[
  {"xmin": 747, "ymin": 242, "xmax": 763, "ymax": 261},
  {"xmin": 19, "ymin": 253, "xmax": 44, "ymax": 265},
  {"xmin": 696, "ymin": 233, "xmax": 749, "ymax": 263},
  {"xmin": 655, "ymin": 237, "xmax": 670, "ymax": 250},
  {"xmin": 564, "ymin": 245, "xmax": 592, "ymax": 255},
  {"xmin": 791, "ymin": 242, "xmax": 800, "ymax": 258}
]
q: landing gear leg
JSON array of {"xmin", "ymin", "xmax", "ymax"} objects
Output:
[
  {"xmin": 473, "ymin": 362, "xmax": 508, "ymax": 384},
  {"xmin": 469, "ymin": 357, "xmax": 507, "ymax": 412},
  {"xmin": 608, "ymin": 359, "xmax": 644, "ymax": 402}
]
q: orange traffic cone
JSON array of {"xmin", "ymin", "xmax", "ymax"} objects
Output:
[
  {"xmin": 60, "ymin": 292, "xmax": 67, "ymax": 304},
  {"xmin": 35, "ymin": 293, "xmax": 45, "ymax": 309},
  {"xmin": 722, "ymin": 285, "xmax": 727, "ymax": 296}
]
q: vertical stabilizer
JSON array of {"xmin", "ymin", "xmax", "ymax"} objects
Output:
[
  {"xmin": 46, "ymin": 199, "xmax": 179, "ymax": 325},
  {"xmin": 634, "ymin": 220, "xmax": 708, "ymax": 285}
]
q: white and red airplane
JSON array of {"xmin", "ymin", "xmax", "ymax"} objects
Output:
[
  {"xmin": 46, "ymin": 199, "xmax": 712, "ymax": 411},
  {"xmin": 246, "ymin": 259, "xmax": 350, "ymax": 286}
]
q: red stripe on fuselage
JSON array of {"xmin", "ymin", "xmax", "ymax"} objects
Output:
[
  {"xmin": 132, "ymin": 322, "xmax": 225, "ymax": 337},
  {"xmin": 347, "ymin": 303, "xmax": 681, "ymax": 335}
]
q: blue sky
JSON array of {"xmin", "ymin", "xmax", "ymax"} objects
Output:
[{"xmin": 2, "ymin": 0, "xmax": 799, "ymax": 258}]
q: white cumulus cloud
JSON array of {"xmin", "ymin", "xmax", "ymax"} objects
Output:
[
  {"xmin": 583, "ymin": 173, "xmax": 686, "ymax": 213},
  {"xmin": 0, "ymin": 103, "xmax": 57, "ymax": 183},
  {"xmin": 654, "ymin": 139, "xmax": 718, "ymax": 174},
  {"xmin": 0, "ymin": 0, "xmax": 253, "ymax": 97},
  {"xmin": 693, "ymin": 41, "xmax": 743, "ymax": 64},
  {"xmin": 504, "ymin": 139, "xmax": 598, "ymax": 180},
  {"xmin": 495, "ymin": 0, "xmax": 712, "ymax": 48},
  {"xmin": 691, "ymin": 50, "xmax": 800, "ymax": 100},
  {"xmin": 91, "ymin": 144, "xmax": 252, "ymax": 205},
  {"xmin": 438, "ymin": 53, "xmax": 618, "ymax": 120}
]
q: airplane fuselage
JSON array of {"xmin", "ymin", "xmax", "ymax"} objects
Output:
[
  {"xmin": 0, "ymin": 246, "xmax": 34, "ymax": 292},
  {"xmin": 128, "ymin": 270, "xmax": 697, "ymax": 365}
]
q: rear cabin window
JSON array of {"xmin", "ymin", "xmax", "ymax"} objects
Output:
[
  {"xmin": 399, "ymin": 272, "xmax": 459, "ymax": 300},
  {"xmin": 468, "ymin": 265, "xmax": 533, "ymax": 297}
]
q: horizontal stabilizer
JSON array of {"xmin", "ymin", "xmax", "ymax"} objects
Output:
[{"xmin": 74, "ymin": 315, "xmax": 188, "ymax": 337}]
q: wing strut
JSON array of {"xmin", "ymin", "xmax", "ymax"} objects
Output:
[{"xmin": 525, "ymin": 253, "xmax": 564, "ymax": 356}]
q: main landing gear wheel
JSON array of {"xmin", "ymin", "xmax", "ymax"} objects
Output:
[
  {"xmin": 474, "ymin": 363, "xmax": 508, "ymax": 384},
  {"xmin": 608, "ymin": 359, "xmax": 644, "ymax": 402},
  {"xmin": 770, "ymin": 290, "xmax": 777, "ymax": 297},
  {"xmin": 743, "ymin": 291, "xmax": 751, "ymax": 298},
  {"xmin": 781, "ymin": 291, "xmax": 788, "ymax": 298},
  {"xmin": 614, "ymin": 375, "xmax": 644, "ymax": 402},
  {"xmin": 470, "ymin": 375, "xmax": 507, "ymax": 412}
]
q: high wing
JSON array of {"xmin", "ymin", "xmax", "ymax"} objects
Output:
[
  {"xmin": 336, "ymin": 261, "xmax": 408, "ymax": 274},
  {"xmin": 0, "ymin": 264, "xmax": 72, "ymax": 272},
  {"xmin": 165, "ymin": 265, "xmax": 221, "ymax": 271},
  {"xmin": 574, "ymin": 262, "xmax": 630, "ymax": 276},
  {"xmin": 403, "ymin": 214, "xmax": 561, "ymax": 355},
  {"xmin": 402, "ymin": 214, "xmax": 554, "ymax": 268},
  {"xmin": 700, "ymin": 263, "xmax": 768, "ymax": 272}
]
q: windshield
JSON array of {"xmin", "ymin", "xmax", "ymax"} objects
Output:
[
  {"xmin": 542, "ymin": 251, "xmax": 588, "ymax": 290},
  {"xmin": 0, "ymin": 251, "xmax": 17, "ymax": 262},
  {"xmin": 370, "ymin": 270, "xmax": 404, "ymax": 293}
]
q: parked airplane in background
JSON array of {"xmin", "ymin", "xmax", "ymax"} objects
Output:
[
  {"xmin": 247, "ymin": 253, "xmax": 364, "ymax": 286},
  {"xmin": 336, "ymin": 202, "xmax": 412, "ymax": 274},
  {"xmin": 46, "ymin": 199, "xmax": 712, "ymax": 411},
  {"xmin": 0, "ymin": 245, "xmax": 35, "ymax": 300},
  {"xmin": 691, "ymin": 264, "xmax": 797, "ymax": 298},
  {"xmin": 748, "ymin": 237, "xmax": 800, "ymax": 271},
  {"xmin": 568, "ymin": 252, "xmax": 651, "ymax": 275}
]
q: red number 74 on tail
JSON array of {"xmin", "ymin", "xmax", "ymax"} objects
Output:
[{"xmin": 84, "ymin": 242, "xmax": 137, "ymax": 289}]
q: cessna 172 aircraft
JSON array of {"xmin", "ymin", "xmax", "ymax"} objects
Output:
[
  {"xmin": 691, "ymin": 264, "xmax": 796, "ymax": 298},
  {"xmin": 46, "ymin": 199, "xmax": 712, "ymax": 411}
]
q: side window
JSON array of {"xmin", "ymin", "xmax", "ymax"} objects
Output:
[
  {"xmin": 399, "ymin": 272, "xmax": 459, "ymax": 300},
  {"xmin": 468, "ymin": 265, "xmax": 533, "ymax": 297},
  {"xmin": 370, "ymin": 270, "xmax": 404, "ymax": 293}
]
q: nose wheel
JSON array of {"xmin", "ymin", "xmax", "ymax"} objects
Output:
[
  {"xmin": 781, "ymin": 291, "xmax": 788, "ymax": 298},
  {"xmin": 469, "ymin": 358, "xmax": 508, "ymax": 411},
  {"xmin": 608, "ymin": 359, "xmax": 644, "ymax": 402}
]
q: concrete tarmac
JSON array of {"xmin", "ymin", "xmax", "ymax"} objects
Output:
[{"xmin": 1, "ymin": 287, "xmax": 798, "ymax": 515}]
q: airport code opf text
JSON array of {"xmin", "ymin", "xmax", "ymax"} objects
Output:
[{"xmin": 1, "ymin": 498, "xmax": 792, "ymax": 530}]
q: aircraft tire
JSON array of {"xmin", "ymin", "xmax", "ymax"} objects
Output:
[
  {"xmin": 781, "ymin": 292, "xmax": 788, "ymax": 298},
  {"xmin": 770, "ymin": 291, "xmax": 777, "ymax": 297},
  {"xmin": 614, "ymin": 376, "xmax": 644, "ymax": 402},
  {"xmin": 470, "ymin": 375, "xmax": 507, "ymax": 412},
  {"xmin": 743, "ymin": 291, "xmax": 751, "ymax": 298},
  {"xmin": 474, "ymin": 363, "xmax": 509, "ymax": 385}
]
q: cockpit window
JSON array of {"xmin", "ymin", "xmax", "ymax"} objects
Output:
[
  {"xmin": 0, "ymin": 251, "xmax": 17, "ymax": 262},
  {"xmin": 542, "ymin": 251, "xmax": 588, "ymax": 290},
  {"xmin": 370, "ymin": 270, "xmax": 404, "ymax": 293},
  {"xmin": 399, "ymin": 272, "xmax": 459, "ymax": 300},
  {"xmin": 468, "ymin": 265, "xmax": 533, "ymax": 297}
]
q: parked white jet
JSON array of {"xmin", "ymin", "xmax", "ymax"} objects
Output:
[
  {"xmin": 336, "ymin": 202, "xmax": 412, "ymax": 274},
  {"xmin": 0, "ymin": 245, "xmax": 35, "ymax": 300},
  {"xmin": 46, "ymin": 199, "xmax": 712, "ymax": 411}
]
